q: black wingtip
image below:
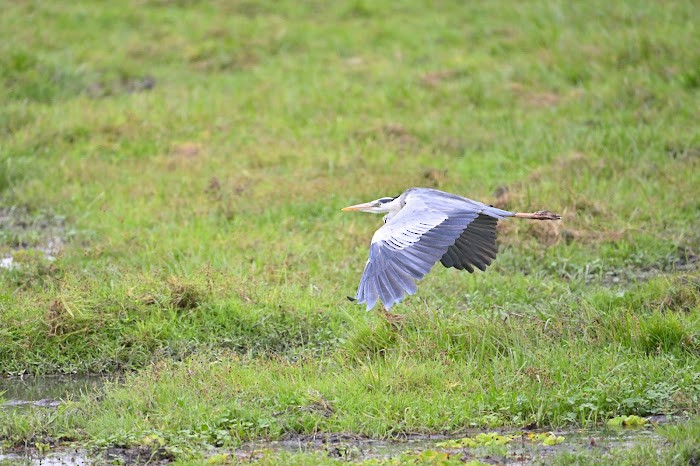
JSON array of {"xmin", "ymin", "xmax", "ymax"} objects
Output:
[{"xmin": 346, "ymin": 296, "xmax": 357, "ymax": 302}]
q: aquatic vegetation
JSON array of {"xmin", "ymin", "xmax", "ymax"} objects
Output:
[
  {"xmin": 436, "ymin": 431, "xmax": 564, "ymax": 448},
  {"xmin": 607, "ymin": 415, "xmax": 650, "ymax": 428},
  {"xmin": 360, "ymin": 450, "xmax": 481, "ymax": 466}
]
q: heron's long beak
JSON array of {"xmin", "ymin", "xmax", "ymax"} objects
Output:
[{"xmin": 342, "ymin": 202, "xmax": 375, "ymax": 212}]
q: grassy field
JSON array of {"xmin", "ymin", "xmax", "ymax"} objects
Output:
[{"xmin": 0, "ymin": 0, "xmax": 699, "ymax": 463}]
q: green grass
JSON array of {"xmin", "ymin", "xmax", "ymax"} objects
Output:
[{"xmin": 0, "ymin": 0, "xmax": 699, "ymax": 462}]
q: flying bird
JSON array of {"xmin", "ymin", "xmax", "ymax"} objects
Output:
[{"xmin": 342, "ymin": 188, "xmax": 560, "ymax": 312}]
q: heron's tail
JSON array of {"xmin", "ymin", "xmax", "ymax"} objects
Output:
[{"xmin": 514, "ymin": 210, "xmax": 561, "ymax": 220}]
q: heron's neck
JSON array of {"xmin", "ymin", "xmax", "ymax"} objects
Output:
[
  {"xmin": 377, "ymin": 196, "xmax": 404, "ymax": 223},
  {"xmin": 382, "ymin": 205, "xmax": 402, "ymax": 223}
]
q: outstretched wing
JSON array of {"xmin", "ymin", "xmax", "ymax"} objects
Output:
[
  {"xmin": 355, "ymin": 189, "xmax": 511, "ymax": 311},
  {"xmin": 439, "ymin": 214, "xmax": 499, "ymax": 272}
]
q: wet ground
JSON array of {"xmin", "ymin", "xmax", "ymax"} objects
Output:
[
  {"xmin": 0, "ymin": 446, "xmax": 170, "ymax": 466},
  {"xmin": 0, "ymin": 426, "xmax": 667, "ymax": 465},
  {"xmin": 233, "ymin": 426, "xmax": 667, "ymax": 464},
  {"xmin": 0, "ymin": 374, "xmax": 111, "ymax": 409},
  {"xmin": 0, "ymin": 207, "xmax": 66, "ymax": 271},
  {"xmin": 0, "ymin": 374, "xmax": 679, "ymax": 464},
  {"xmin": 0, "ymin": 375, "xmax": 110, "ymax": 465},
  {"xmin": 0, "ymin": 449, "xmax": 90, "ymax": 466}
]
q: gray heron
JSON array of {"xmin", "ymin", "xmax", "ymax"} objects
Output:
[{"xmin": 343, "ymin": 187, "xmax": 560, "ymax": 312}]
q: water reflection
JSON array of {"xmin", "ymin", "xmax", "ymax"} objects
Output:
[
  {"xmin": 0, "ymin": 449, "xmax": 90, "ymax": 465},
  {"xmin": 0, "ymin": 374, "xmax": 113, "ymax": 408}
]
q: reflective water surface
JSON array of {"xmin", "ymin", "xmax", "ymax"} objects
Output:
[{"xmin": 0, "ymin": 374, "xmax": 111, "ymax": 409}]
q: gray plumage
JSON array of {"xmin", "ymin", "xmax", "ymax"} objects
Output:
[{"xmin": 344, "ymin": 188, "xmax": 515, "ymax": 311}]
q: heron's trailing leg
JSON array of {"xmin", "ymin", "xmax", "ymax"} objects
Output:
[
  {"xmin": 349, "ymin": 296, "xmax": 405, "ymax": 323},
  {"xmin": 514, "ymin": 210, "xmax": 561, "ymax": 220}
]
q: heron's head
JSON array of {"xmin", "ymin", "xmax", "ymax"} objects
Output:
[{"xmin": 342, "ymin": 196, "xmax": 398, "ymax": 214}]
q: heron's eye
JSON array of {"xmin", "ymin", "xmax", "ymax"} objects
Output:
[{"xmin": 377, "ymin": 197, "xmax": 395, "ymax": 204}]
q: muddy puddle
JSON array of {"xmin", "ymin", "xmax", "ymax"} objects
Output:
[
  {"xmin": 233, "ymin": 424, "xmax": 668, "ymax": 464},
  {"xmin": 0, "ymin": 375, "xmax": 116, "ymax": 465},
  {"xmin": 0, "ymin": 374, "xmax": 112, "ymax": 409},
  {"xmin": 0, "ymin": 423, "xmax": 672, "ymax": 465},
  {"xmin": 0, "ymin": 449, "xmax": 91, "ymax": 466},
  {"xmin": 0, "ymin": 207, "xmax": 66, "ymax": 271}
]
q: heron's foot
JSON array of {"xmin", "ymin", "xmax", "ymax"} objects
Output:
[
  {"xmin": 533, "ymin": 210, "xmax": 561, "ymax": 220},
  {"xmin": 514, "ymin": 210, "xmax": 561, "ymax": 220}
]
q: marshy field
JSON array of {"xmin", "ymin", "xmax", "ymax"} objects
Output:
[{"xmin": 1, "ymin": 0, "xmax": 699, "ymax": 464}]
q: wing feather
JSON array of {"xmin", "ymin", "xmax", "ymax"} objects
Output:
[
  {"xmin": 377, "ymin": 269, "xmax": 397, "ymax": 304},
  {"xmin": 440, "ymin": 214, "xmax": 500, "ymax": 272},
  {"xmin": 386, "ymin": 262, "xmax": 418, "ymax": 296}
]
